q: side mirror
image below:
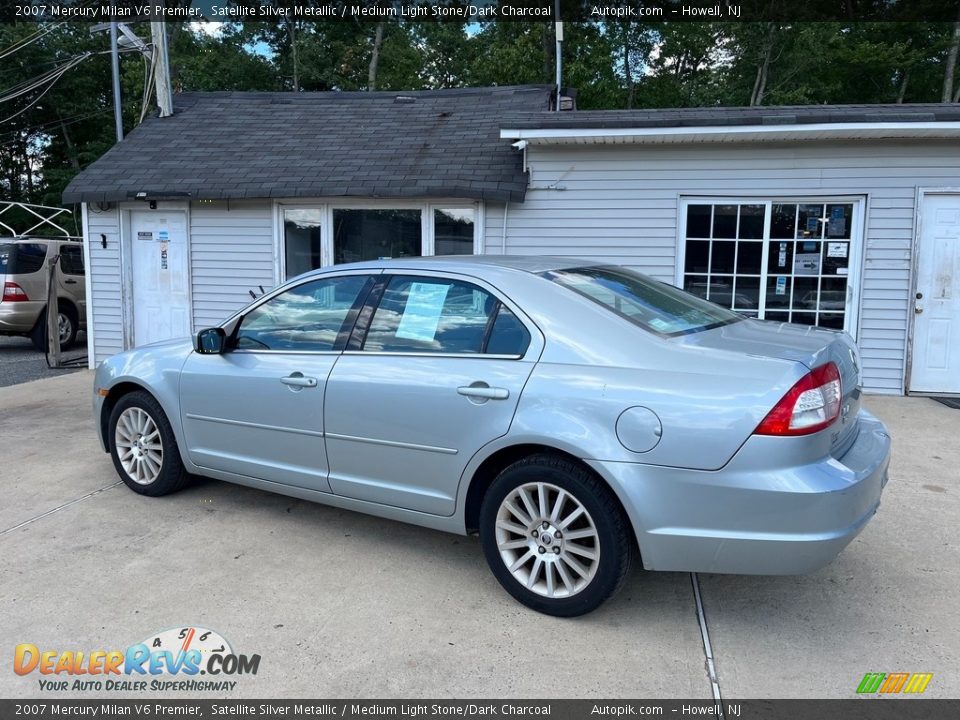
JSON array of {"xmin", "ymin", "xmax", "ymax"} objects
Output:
[{"xmin": 195, "ymin": 327, "xmax": 226, "ymax": 354}]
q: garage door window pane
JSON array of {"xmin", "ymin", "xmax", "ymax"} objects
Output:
[
  {"xmin": 739, "ymin": 204, "xmax": 765, "ymax": 239},
  {"xmin": 333, "ymin": 209, "xmax": 421, "ymax": 265},
  {"xmin": 434, "ymin": 208, "xmax": 475, "ymax": 255},
  {"xmin": 770, "ymin": 204, "xmax": 796, "ymax": 239},
  {"xmin": 686, "ymin": 205, "xmax": 712, "ymax": 238},
  {"xmin": 713, "ymin": 204, "xmax": 738, "ymax": 238}
]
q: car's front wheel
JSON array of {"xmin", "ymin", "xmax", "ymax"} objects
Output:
[
  {"xmin": 479, "ymin": 454, "xmax": 634, "ymax": 617},
  {"xmin": 108, "ymin": 391, "xmax": 188, "ymax": 497}
]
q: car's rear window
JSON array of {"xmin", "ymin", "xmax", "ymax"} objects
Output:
[
  {"xmin": 542, "ymin": 265, "xmax": 742, "ymax": 337},
  {"xmin": 0, "ymin": 242, "xmax": 47, "ymax": 275}
]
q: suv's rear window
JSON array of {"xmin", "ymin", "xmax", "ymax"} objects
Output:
[
  {"xmin": 0, "ymin": 242, "xmax": 47, "ymax": 274},
  {"xmin": 543, "ymin": 265, "xmax": 742, "ymax": 337}
]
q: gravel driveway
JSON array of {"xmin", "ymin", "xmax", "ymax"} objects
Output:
[{"xmin": 0, "ymin": 334, "xmax": 88, "ymax": 388}]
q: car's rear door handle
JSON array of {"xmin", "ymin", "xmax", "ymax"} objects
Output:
[
  {"xmin": 281, "ymin": 373, "xmax": 318, "ymax": 388},
  {"xmin": 458, "ymin": 384, "xmax": 509, "ymax": 400},
  {"xmin": 64, "ymin": 279, "xmax": 77, "ymax": 284}
]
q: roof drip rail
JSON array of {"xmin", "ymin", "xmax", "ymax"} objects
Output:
[{"xmin": 0, "ymin": 201, "xmax": 74, "ymax": 238}]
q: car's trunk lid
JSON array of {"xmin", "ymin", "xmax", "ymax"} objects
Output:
[{"xmin": 675, "ymin": 318, "xmax": 863, "ymax": 450}]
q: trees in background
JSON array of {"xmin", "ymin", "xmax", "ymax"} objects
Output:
[{"xmin": 3, "ymin": 19, "xmax": 960, "ymax": 207}]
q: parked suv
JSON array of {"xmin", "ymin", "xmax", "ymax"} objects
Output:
[{"xmin": 0, "ymin": 237, "xmax": 86, "ymax": 350}]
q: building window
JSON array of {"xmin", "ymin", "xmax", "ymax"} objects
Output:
[
  {"xmin": 433, "ymin": 208, "xmax": 475, "ymax": 255},
  {"xmin": 682, "ymin": 200, "xmax": 856, "ymax": 332},
  {"xmin": 283, "ymin": 209, "xmax": 322, "ymax": 280},
  {"xmin": 333, "ymin": 209, "xmax": 422, "ymax": 265}
]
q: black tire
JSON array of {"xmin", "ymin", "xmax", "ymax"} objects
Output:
[
  {"xmin": 108, "ymin": 391, "xmax": 189, "ymax": 497},
  {"xmin": 479, "ymin": 453, "xmax": 634, "ymax": 617},
  {"xmin": 30, "ymin": 304, "xmax": 78, "ymax": 352}
]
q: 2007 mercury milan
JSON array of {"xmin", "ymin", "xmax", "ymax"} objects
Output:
[{"xmin": 93, "ymin": 256, "xmax": 891, "ymax": 616}]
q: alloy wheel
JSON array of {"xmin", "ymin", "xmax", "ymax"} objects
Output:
[
  {"xmin": 494, "ymin": 481, "xmax": 600, "ymax": 598},
  {"xmin": 114, "ymin": 407, "xmax": 164, "ymax": 485},
  {"xmin": 57, "ymin": 313, "xmax": 72, "ymax": 345}
]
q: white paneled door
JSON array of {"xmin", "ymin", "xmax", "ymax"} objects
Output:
[
  {"xmin": 911, "ymin": 194, "xmax": 960, "ymax": 394},
  {"xmin": 130, "ymin": 211, "xmax": 190, "ymax": 347}
]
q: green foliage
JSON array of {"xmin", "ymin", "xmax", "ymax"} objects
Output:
[{"xmin": 2, "ymin": 19, "xmax": 959, "ymax": 210}]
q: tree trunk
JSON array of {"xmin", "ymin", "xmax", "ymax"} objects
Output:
[
  {"xmin": 943, "ymin": 16, "xmax": 960, "ymax": 102},
  {"xmin": 750, "ymin": 24, "xmax": 775, "ymax": 107},
  {"xmin": 21, "ymin": 137, "xmax": 34, "ymax": 197},
  {"xmin": 57, "ymin": 115, "xmax": 81, "ymax": 171},
  {"xmin": 368, "ymin": 22, "xmax": 385, "ymax": 91},
  {"xmin": 897, "ymin": 68, "xmax": 910, "ymax": 103},
  {"xmin": 623, "ymin": 25, "xmax": 635, "ymax": 109},
  {"xmin": 289, "ymin": 20, "xmax": 300, "ymax": 92},
  {"xmin": 542, "ymin": 25, "xmax": 553, "ymax": 83}
]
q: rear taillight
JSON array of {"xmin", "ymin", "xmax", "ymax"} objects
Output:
[
  {"xmin": 2, "ymin": 282, "xmax": 29, "ymax": 302},
  {"xmin": 755, "ymin": 362, "xmax": 842, "ymax": 436}
]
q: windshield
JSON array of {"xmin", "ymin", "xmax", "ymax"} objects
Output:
[{"xmin": 543, "ymin": 265, "xmax": 742, "ymax": 337}]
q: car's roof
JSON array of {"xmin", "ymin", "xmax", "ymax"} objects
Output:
[
  {"xmin": 313, "ymin": 254, "xmax": 605, "ymax": 276},
  {"xmin": 0, "ymin": 236, "xmax": 82, "ymax": 244}
]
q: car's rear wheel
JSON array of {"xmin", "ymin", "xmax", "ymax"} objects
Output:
[
  {"xmin": 30, "ymin": 304, "xmax": 77, "ymax": 351},
  {"xmin": 479, "ymin": 454, "xmax": 633, "ymax": 617},
  {"xmin": 108, "ymin": 391, "xmax": 188, "ymax": 497}
]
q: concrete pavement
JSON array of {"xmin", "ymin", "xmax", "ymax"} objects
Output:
[{"xmin": 0, "ymin": 372, "xmax": 957, "ymax": 699}]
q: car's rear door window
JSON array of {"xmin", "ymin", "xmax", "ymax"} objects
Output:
[
  {"xmin": 0, "ymin": 243, "xmax": 47, "ymax": 274},
  {"xmin": 235, "ymin": 274, "xmax": 372, "ymax": 351},
  {"xmin": 544, "ymin": 265, "xmax": 741, "ymax": 337},
  {"xmin": 362, "ymin": 276, "xmax": 529, "ymax": 356}
]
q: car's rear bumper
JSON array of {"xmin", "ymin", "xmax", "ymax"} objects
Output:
[
  {"xmin": 0, "ymin": 300, "xmax": 43, "ymax": 333},
  {"xmin": 591, "ymin": 409, "xmax": 891, "ymax": 575}
]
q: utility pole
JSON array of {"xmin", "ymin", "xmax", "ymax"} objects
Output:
[
  {"xmin": 109, "ymin": 22, "xmax": 123, "ymax": 140},
  {"xmin": 554, "ymin": 1, "xmax": 563, "ymax": 112},
  {"xmin": 151, "ymin": 22, "xmax": 173, "ymax": 117}
]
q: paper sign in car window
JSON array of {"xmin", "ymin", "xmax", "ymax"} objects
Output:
[{"xmin": 396, "ymin": 282, "xmax": 450, "ymax": 342}]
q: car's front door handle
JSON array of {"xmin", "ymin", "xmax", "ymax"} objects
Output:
[
  {"xmin": 64, "ymin": 279, "xmax": 78, "ymax": 284},
  {"xmin": 281, "ymin": 373, "xmax": 318, "ymax": 388},
  {"xmin": 458, "ymin": 384, "xmax": 509, "ymax": 400}
]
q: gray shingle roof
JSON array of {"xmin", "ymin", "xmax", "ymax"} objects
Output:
[
  {"xmin": 62, "ymin": 85, "xmax": 553, "ymax": 205},
  {"xmin": 501, "ymin": 103, "xmax": 960, "ymax": 130}
]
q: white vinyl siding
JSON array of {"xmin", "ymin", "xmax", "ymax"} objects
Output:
[
  {"xmin": 190, "ymin": 201, "xmax": 275, "ymax": 330},
  {"xmin": 501, "ymin": 141, "xmax": 960, "ymax": 394},
  {"xmin": 84, "ymin": 205, "xmax": 123, "ymax": 364}
]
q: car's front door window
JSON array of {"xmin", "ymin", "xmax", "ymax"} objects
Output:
[{"xmin": 235, "ymin": 275, "xmax": 371, "ymax": 351}]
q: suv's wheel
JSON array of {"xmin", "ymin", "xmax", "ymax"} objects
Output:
[
  {"xmin": 30, "ymin": 304, "xmax": 78, "ymax": 351},
  {"xmin": 479, "ymin": 454, "xmax": 633, "ymax": 617},
  {"xmin": 108, "ymin": 391, "xmax": 189, "ymax": 497}
]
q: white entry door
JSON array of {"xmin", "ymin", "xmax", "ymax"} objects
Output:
[
  {"xmin": 130, "ymin": 211, "xmax": 191, "ymax": 347},
  {"xmin": 910, "ymin": 194, "xmax": 960, "ymax": 394}
]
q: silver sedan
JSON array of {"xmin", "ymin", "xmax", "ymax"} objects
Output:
[{"xmin": 93, "ymin": 256, "xmax": 891, "ymax": 616}]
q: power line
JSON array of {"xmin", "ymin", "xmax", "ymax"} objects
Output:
[
  {"xmin": 0, "ymin": 103, "xmax": 136, "ymax": 146},
  {"xmin": 0, "ymin": 0, "xmax": 102, "ymax": 60},
  {"xmin": 0, "ymin": 22, "xmax": 65, "ymax": 61},
  {"xmin": 0, "ymin": 52, "xmax": 92, "ymax": 104},
  {"xmin": 0, "ymin": 54, "xmax": 93, "ymax": 125}
]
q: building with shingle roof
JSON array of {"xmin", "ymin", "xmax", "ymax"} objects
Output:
[{"xmin": 66, "ymin": 87, "xmax": 960, "ymax": 394}]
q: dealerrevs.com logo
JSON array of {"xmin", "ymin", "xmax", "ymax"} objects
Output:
[{"xmin": 14, "ymin": 626, "xmax": 260, "ymax": 693}]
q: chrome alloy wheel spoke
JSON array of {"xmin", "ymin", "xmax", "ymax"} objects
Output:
[
  {"xmin": 495, "ymin": 481, "xmax": 600, "ymax": 599},
  {"xmin": 115, "ymin": 408, "xmax": 163, "ymax": 485}
]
